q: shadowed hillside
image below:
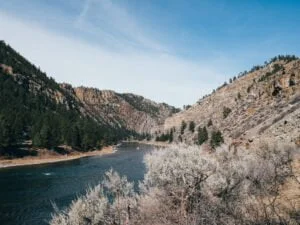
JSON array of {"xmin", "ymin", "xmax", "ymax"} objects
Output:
[{"xmin": 0, "ymin": 41, "xmax": 178, "ymax": 155}]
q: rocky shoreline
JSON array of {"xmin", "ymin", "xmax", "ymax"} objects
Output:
[
  {"xmin": 0, "ymin": 146, "xmax": 113, "ymax": 169},
  {"xmin": 0, "ymin": 141, "xmax": 170, "ymax": 169}
]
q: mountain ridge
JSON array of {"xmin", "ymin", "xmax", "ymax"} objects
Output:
[
  {"xmin": 155, "ymin": 56, "xmax": 300, "ymax": 150},
  {"xmin": 68, "ymin": 85, "xmax": 179, "ymax": 133},
  {"xmin": 0, "ymin": 41, "xmax": 178, "ymax": 154},
  {"xmin": 1, "ymin": 40, "xmax": 299, "ymax": 154}
]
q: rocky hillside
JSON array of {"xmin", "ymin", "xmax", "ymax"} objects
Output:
[
  {"xmin": 59, "ymin": 84, "xmax": 179, "ymax": 134},
  {"xmin": 2, "ymin": 40, "xmax": 299, "ymax": 152},
  {"xmin": 71, "ymin": 87, "xmax": 179, "ymax": 133},
  {"xmin": 157, "ymin": 56, "xmax": 300, "ymax": 150},
  {"xmin": 59, "ymin": 83, "xmax": 179, "ymax": 134},
  {"xmin": 0, "ymin": 40, "xmax": 178, "ymax": 152},
  {"xmin": 0, "ymin": 41, "xmax": 129, "ymax": 153}
]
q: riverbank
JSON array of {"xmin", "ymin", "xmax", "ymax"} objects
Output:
[
  {"xmin": 0, "ymin": 146, "xmax": 113, "ymax": 169},
  {"xmin": 124, "ymin": 140, "xmax": 170, "ymax": 148}
]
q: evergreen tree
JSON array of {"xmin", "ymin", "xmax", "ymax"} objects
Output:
[
  {"xmin": 178, "ymin": 135, "xmax": 183, "ymax": 142},
  {"xmin": 180, "ymin": 120, "xmax": 187, "ymax": 135},
  {"xmin": 197, "ymin": 126, "xmax": 208, "ymax": 145},
  {"xmin": 0, "ymin": 116, "xmax": 14, "ymax": 147},
  {"xmin": 237, "ymin": 92, "xmax": 241, "ymax": 99},
  {"xmin": 207, "ymin": 119, "xmax": 213, "ymax": 127},
  {"xmin": 189, "ymin": 121, "xmax": 195, "ymax": 133},
  {"xmin": 169, "ymin": 129, "xmax": 173, "ymax": 143},
  {"xmin": 39, "ymin": 123, "xmax": 51, "ymax": 147},
  {"xmin": 0, "ymin": 41, "xmax": 133, "ymax": 153},
  {"xmin": 210, "ymin": 130, "xmax": 224, "ymax": 148},
  {"xmin": 223, "ymin": 107, "xmax": 232, "ymax": 119}
]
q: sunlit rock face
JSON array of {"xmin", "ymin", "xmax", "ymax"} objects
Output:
[{"xmin": 72, "ymin": 87, "xmax": 179, "ymax": 133}]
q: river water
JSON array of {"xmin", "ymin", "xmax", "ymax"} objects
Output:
[{"xmin": 0, "ymin": 142, "xmax": 154, "ymax": 225}]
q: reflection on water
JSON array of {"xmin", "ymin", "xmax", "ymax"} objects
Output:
[{"xmin": 0, "ymin": 143, "xmax": 153, "ymax": 225}]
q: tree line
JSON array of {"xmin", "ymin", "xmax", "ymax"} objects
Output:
[
  {"xmin": 0, "ymin": 41, "xmax": 132, "ymax": 154},
  {"xmin": 0, "ymin": 73, "xmax": 130, "ymax": 153},
  {"xmin": 155, "ymin": 120, "xmax": 224, "ymax": 148}
]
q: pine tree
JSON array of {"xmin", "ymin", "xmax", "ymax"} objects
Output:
[
  {"xmin": 207, "ymin": 119, "xmax": 213, "ymax": 127},
  {"xmin": 197, "ymin": 126, "xmax": 208, "ymax": 145},
  {"xmin": 223, "ymin": 107, "xmax": 232, "ymax": 119},
  {"xmin": 0, "ymin": 116, "xmax": 14, "ymax": 147},
  {"xmin": 32, "ymin": 122, "xmax": 49, "ymax": 148},
  {"xmin": 169, "ymin": 129, "xmax": 173, "ymax": 143},
  {"xmin": 189, "ymin": 121, "xmax": 195, "ymax": 133},
  {"xmin": 210, "ymin": 130, "xmax": 224, "ymax": 148},
  {"xmin": 180, "ymin": 120, "xmax": 187, "ymax": 134}
]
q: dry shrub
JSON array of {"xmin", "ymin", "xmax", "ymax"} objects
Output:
[{"xmin": 50, "ymin": 144, "xmax": 299, "ymax": 225}]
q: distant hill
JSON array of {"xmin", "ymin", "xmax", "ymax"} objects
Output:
[
  {"xmin": 0, "ymin": 41, "xmax": 178, "ymax": 155},
  {"xmin": 2, "ymin": 40, "xmax": 298, "ymax": 155},
  {"xmin": 156, "ymin": 55, "xmax": 300, "ymax": 150},
  {"xmin": 71, "ymin": 87, "xmax": 179, "ymax": 134}
]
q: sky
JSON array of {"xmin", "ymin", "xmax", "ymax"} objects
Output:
[{"xmin": 0, "ymin": 0, "xmax": 299, "ymax": 107}]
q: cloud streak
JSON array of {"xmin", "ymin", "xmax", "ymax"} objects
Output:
[
  {"xmin": 76, "ymin": 0, "xmax": 91, "ymax": 25},
  {"xmin": 74, "ymin": 0, "xmax": 168, "ymax": 53},
  {"xmin": 0, "ymin": 11, "xmax": 224, "ymax": 107}
]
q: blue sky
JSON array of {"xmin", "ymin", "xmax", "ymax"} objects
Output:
[{"xmin": 0, "ymin": 0, "xmax": 299, "ymax": 107}]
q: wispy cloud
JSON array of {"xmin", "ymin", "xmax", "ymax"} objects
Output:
[
  {"xmin": 76, "ymin": 0, "xmax": 91, "ymax": 25},
  {"xmin": 74, "ymin": 0, "xmax": 168, "ymax": 53},
  {"xmin": 0, "ymin": 10, "xmax": 227, "ymax": 107}
]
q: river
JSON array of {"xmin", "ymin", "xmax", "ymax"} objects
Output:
[{"xmin": 0, "ymin": 142, "xmax": 154, "ymax": 225}]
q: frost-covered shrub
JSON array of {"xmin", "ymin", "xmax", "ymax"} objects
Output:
[
  {"xmin": 50, "ymin": 185, "xmax": 110, "ymax": 225},
  {"xmin": 50, "ymin": 144, "xmax": 299, "ymax": 225},
  {"xmin": 143, "ymin": 145, "xmax": 215, "ymax": 189},
  {"xmin": 102, "ymin": 169, "xmax": 135, "ymax": 198},
  {"xmin": 201, "ymin": 144, "xmax": 296, "ymax": 224},
  {"xmin": 50, "ymin": 169, "xmax": 137, "ymax": 225}
]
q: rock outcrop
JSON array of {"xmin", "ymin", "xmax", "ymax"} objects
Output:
[
  {"xmin": 72, "ymin": 87, "xmax": 179, "ymax": 133},
  {"xmin": 0, "ymin": 63, "xmax": 13, "ymax": 74},
  {"xmin": 2, "ymin": 70, "xmax": 179, "ymax": 134}
]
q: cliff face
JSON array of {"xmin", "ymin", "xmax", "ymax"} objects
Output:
[
  {"xmin": 72, "ymin": 87, "xmax": 179, "ymax": 133},
  {"xmin": 1, "ymin": 65, "xmax": 178, "ymax": 135},
  {"xmin": 158, "ymin": 58, "xmax": 300, "ymax": 148}
]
